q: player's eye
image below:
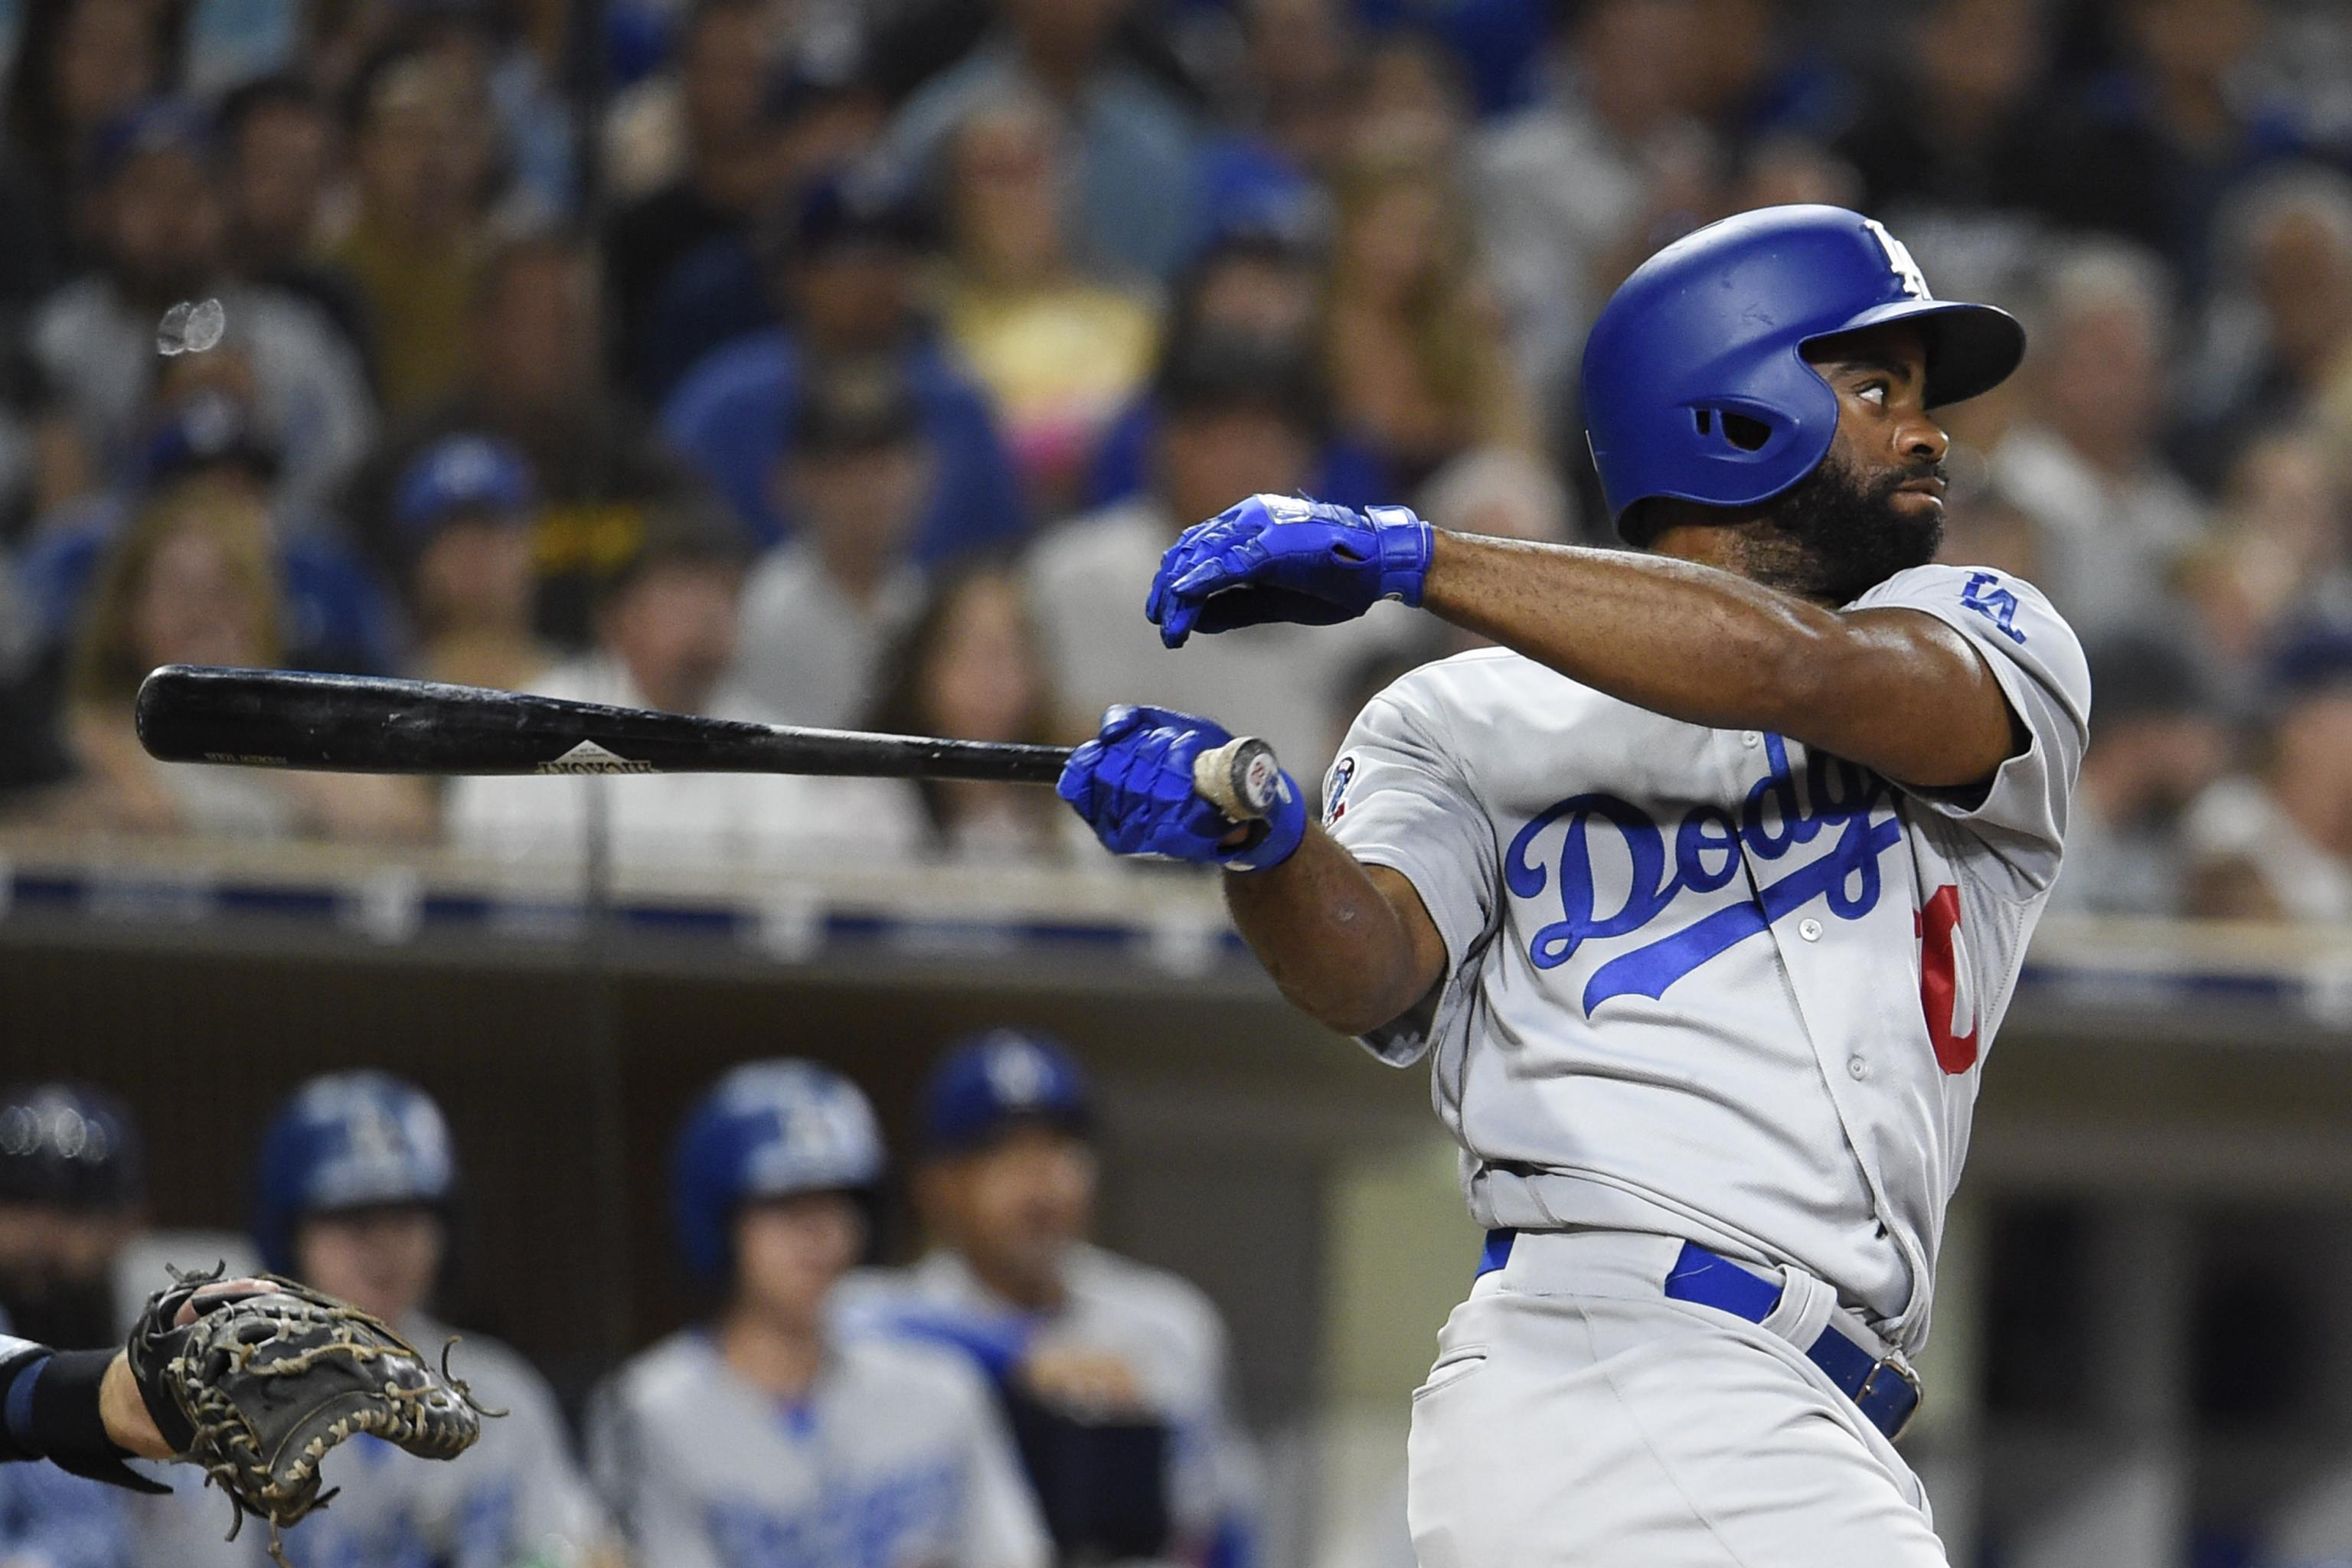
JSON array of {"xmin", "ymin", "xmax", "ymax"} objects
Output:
[{"xmin": 1857, "ymin": 380, "xmax": 1890, "ymax": 406}]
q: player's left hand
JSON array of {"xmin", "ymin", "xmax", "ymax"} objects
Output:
[
  {"xmin": 1146, "ymin": 494, "xmax": 1432, "ymax": 648},
  {"xmin": 1057, "ymin": 704, "xmax": 1306, "ymax": 871}
]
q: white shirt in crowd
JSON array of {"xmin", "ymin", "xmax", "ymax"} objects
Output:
[
  {"xmin": 1993, "ymin": 423, "xmax": 2206, "ymax": 642},
  {"xmin": 733, "ymin": 541, "xmax": 928, "ymax": 729}
]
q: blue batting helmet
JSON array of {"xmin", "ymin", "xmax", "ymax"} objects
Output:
[
  {"xmin": 920, "ymin": 1031, "xmax": 1093, "ymax": 1158},
  {"xmin": 253, "ymin": 1073, "xmax": 457, "ymax": 1274},
  {"xmin": 1580, "ymin": 204, "xmax": 2025, "ymax": 537},
  {"xmin": 671, "ymin": 1060, "xmax": 886, "ymax": 1282}
]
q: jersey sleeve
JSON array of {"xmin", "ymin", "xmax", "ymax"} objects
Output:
[
  {"xmin": 1322, "ymin": 675, "xmax": 1501, "ymax": 1065},
  {"xmin": 1852, "ymin": 564, "xmax": 2091, "ymax": 895}
]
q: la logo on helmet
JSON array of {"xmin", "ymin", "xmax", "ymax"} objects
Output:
[{"xmin": 1863, "ymin": 219, "xmax": 1929, "ymax": 299}]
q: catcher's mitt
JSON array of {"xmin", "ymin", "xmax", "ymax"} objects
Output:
[{"xmin": 126, "ymin": 1264, "xmax": 493, "ymax": 1566}]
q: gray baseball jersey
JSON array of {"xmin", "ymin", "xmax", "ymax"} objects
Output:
[
  {"xmin": 1324, "ymin": 564, "xmax": 2089, "ymax": 1351},
  {"xmin": 587, "ymin": 1328, "xmax": 1050, "ymax": 1568},
  {"xmin": 127, "ymin": 1319, "xmax": 609, "ymax": 1568},
  {"xmin": 835, "ymin": 1244, "xmax": 1261, "ymax": 1550}
]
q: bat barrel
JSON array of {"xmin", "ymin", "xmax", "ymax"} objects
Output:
[{"xmin": 136, "ymin": 665, "xmax": 1076, "ymax": 783}]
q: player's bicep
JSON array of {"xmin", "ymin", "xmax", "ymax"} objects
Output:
[{"xmin": 1815, "ymin": 607, "xmax": 2021, "ymax": 791}]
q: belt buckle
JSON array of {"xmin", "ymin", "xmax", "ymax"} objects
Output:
[{"xmin": 1855, "ymin": 1354, "xmax": 1923, "ymax": 1442}]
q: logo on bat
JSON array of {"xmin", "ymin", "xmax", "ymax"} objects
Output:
[{"xmin": 534, "ymin": 741, "xmax": 655, "ymax": 775}]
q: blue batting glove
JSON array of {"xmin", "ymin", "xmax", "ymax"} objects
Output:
[
  {"xmin": 1056, "ymin": 704, "xmax": 1308, "ymax": 871},
  {"xmin": 1145, "ymin": 495, "xmax": 1433, "ymax": 648}
]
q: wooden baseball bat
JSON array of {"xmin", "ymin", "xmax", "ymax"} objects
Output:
[{"xmin": 133, "ymin": 665, "xmax": 1285, "ymax": 821}]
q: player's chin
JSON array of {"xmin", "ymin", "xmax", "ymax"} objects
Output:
[{"xmin": 1890, "ymin": 486, "xmax": 1945, "ymax": 521}]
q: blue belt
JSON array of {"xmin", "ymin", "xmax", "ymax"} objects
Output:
[{"xmin": 1477, "ymin": 1230, "xmax": 1922, "ymax": 1442}]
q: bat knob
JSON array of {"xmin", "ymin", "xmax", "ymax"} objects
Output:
[{"xmin": 1191, "ymin": 737, "xmax": 1284, "ymax": 822}]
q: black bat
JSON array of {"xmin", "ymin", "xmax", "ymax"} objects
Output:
[{"xmin": 133, "ymin": 665, "xmax": 1285, "ymax": 820}]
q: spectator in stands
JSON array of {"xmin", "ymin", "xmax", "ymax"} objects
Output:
[
  {"xmin": 446, "ymin": 510, "xmax": 904, "ymax": 867},
  {"xmin": 392, "ymin": 435, "xmax": 555, "ymax": 691},
  {"xmin": 2184, "ymin": 627, "xmax": 2352, "ymax": 922},
  {"xmin": 1680, "ymin": 0, "xmax": 1847, "ymax": 146},
  {"xmin": 1086, "ymin": 222, "xmax": 1387, "ymax": 511},
  {"xmin": 2180, "ymin": 170, "xmax": 2352, "ymax": 492},
  {"xmin": 2027, "ymin": 0, "xmax": 2310, "ymax": 292},
  {"xmin": 603, "ymin": 0, "xmax": 789, "ymax": 387},
  {"xmin": 62, "ymin": 477, "xmax": 431, "ymax": 841},
  {"xmin": 662, "ymin": 175, "xmax": 1027, "ymax": 562},
  {"xmin": 1027, "ymin": 328, "xmax": 1428, "ymax": 778},
  {"xmin": 0, "ymin": 1083, "xmax": 144, "ymax": 1568},
  {"xmin": 1351, "ymin": 32, "xmax": 1472, "ymax": 166},
  {"xmin": 238, "ymin": 1072, "xmax": 612, "ymax": 1567},
  {"xmin": 0, "ymin": 552, "xmax": 74, "ymax": 808},
  {"xmin": 879, "ymin": 0, "xmax": 1201, "ymax": 281},
  {"xmin": 841, "ymin": 1033, "xmax": 1259, "ymax": 1566},
  {"xmin": 345, "ymin": 233, "xmax": 717, "ymax": 648},
  {"xmin": 865, "ymin": 564, "xmax": 1079, "ymax": 864},
  {"xmin": 1189, "ymin": 0, "xmax": 1354, "ymax": 245},
  {"xmin": 1324, "ymin": 149, "xmax": 1537, "ymax": 495},
  {"xmin": 2177, "ymin": 433, "xmax": 2352, "ymax": 677},
  {"xmin": 735, "ymin": 362, "xmax": 932, "ymax": 727},
  {"xmin": 214, "ymin": 77, "xmax": 374, "ymax": 381},
  {"xmin": 2050, "ymin": 633, "xmax": 2236, "ymax": 918},
  {"xmin": 1834, "ymin": 0, "xmax": 2051, "ymax": 221},
  {"xmin": 1991, "ymin": 242, "xmax": 2207, "ymax": 641},
  {"xmin": 31, "ymin": 100, "xmax": 375, "ymax": 520},
  {"xmin": 322, "ymin": 40, "xmax": 492, "ymax": 417},
  {"xmin": 938, "ymin": 89, "xmax": 1159, "ymax": 514},
  {"xmin": 2, "ymin": 0, "xmax": 175, "ymax": 260},
  {"xmin": 18, "ymin": 370, "xmax": 402, "ymax": 680},
  {"xmin": 1467, "ymin": 0, "xmax": 1713, "ymax": 403}
]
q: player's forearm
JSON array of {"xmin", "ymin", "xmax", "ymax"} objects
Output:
[
  {"xmin": 1223, "ymin": 828, "xmax": 1442, "ymax": 1037},
  {"xmin": 1421, "ymin": 533, "xmax": 1851, "ymax": 724},
  {"xmin": 1417, "ymin": 532, "xmax": 2005, "ymax": 786}
]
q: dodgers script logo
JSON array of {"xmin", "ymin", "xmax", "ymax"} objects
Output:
[{"xmin": 1505, "ymin": 735, "xmax": 1902, "ymax": 1014}]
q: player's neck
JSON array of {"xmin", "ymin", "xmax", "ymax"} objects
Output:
[
  {"xmin": 716, "ymin": 1307, "xmax": 826, "ymax": 1398},
  {"xmin": 960, "ymin": 1247, "xmax": 1068, "ymax": 1315},
  {"xmin": 1647, "ymin": 519, "xmax": 1842, "ymax": 606}
]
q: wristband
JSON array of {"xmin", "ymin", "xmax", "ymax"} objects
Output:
[
  {"xmin": 1365, "ymin": 505, "xmax": 1435, "ymax": 606},
  {"xmin": 1218, "ymin": 764, "xmax": 1308, "ymax": 873},
  {"xmin": 9, "ymin": 1348, "xmax": 170, "ymax": 1493}
]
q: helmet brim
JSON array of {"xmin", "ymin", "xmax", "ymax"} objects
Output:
[{"xmin": 1811, "ymin": 299, "xmax": 2026, "ymax": 410}]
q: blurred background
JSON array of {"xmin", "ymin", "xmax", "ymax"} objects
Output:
[{"xmin": 3, "ymin": 0, "xmax": 2352, "ymax": 1563}]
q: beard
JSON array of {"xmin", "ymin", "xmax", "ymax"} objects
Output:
[{"xmin": 1745, "ymin": 452, "xmax": 1946, "ymax": 604}]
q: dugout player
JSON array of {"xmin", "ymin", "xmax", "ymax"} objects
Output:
[
  {"xmin": 0, "ymin": 1084, "xmax": 146, "ymax": 1568},
  {"xmin": 837, "ymin": 1031, "xmax": 1259, "ymax": 1567},
  {"xmin": 1055, "ymin": 205, "xmax": 2089, "ymax": 1565},
  {"xmin": 588, "ymin": 1059, "xmax": 1050, "ymax": 1568},
  {"xmin": 188, "ymin": 1070, "xmax": 611, "ymax": 1568}
]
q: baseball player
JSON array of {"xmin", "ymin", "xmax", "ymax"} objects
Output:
[
  {"xmin": 0, "ymin": 1083, "xmax": 147, "ymax": 1568},
  {"xmin": 587, "ymin": 1060, "xmax": 1050, "ymax": 1568},
  {"xmin": 130, "ymin": 1071, "xmax": 612, "ymax": 1568},
  {"xmin": 1054, "ymin": 204, "xmax": 2090, "ymax": 1565},
  {"xmin": 835, "ymin": 1031, "xmax": 1259, "ymax": 1567}
]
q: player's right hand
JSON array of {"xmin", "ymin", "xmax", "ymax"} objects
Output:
[{"xmin": 1057, "ymin": 704, "xmax": 1306, "ymax": 871}]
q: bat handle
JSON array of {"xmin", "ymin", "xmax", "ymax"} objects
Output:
[{"xmin": 1192, "ymin": 737, "xmax": 1285, "ymax": 822}]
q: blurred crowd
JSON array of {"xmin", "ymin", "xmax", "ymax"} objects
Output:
[
  {"xmin": 1, "ymin": 0, "xmax": 2350, "ymax": 914},
  {"xmin": 0, "ymin": 1040, "xmax": 1256, "ymax": 1567}
]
